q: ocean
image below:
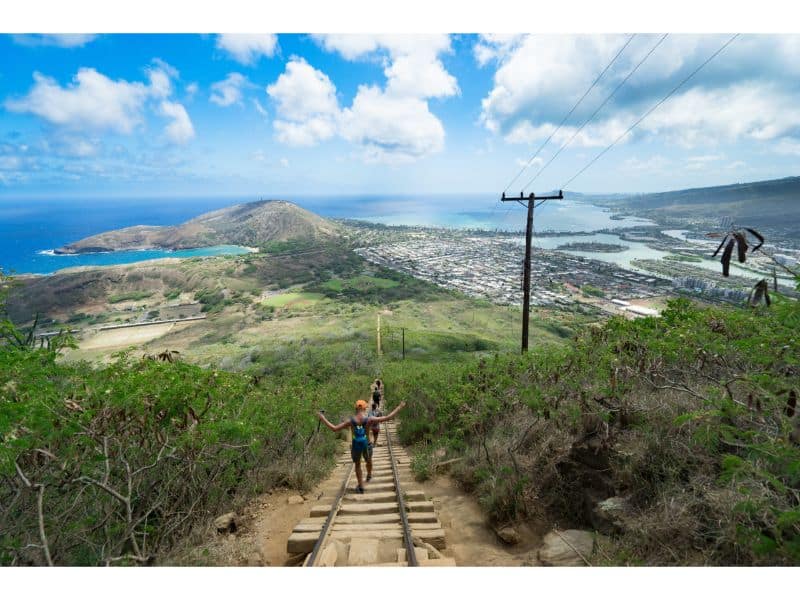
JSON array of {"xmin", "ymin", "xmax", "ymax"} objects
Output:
[{"xmin": 0, "ymin": 195, "xmax": 653, "ymax": 275}]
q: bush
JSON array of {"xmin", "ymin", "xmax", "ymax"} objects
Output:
[
  {"xmin": 389, "ymin": 292, "xmax": 800, "ymax": 564},
  {"xmin": 411, "ymin": 445, "xmax": 435, "ymax": 482},
  {"xmin": 0, "ymin": 300, "xmax": 366, "ymax": 565},
  {"xmin": 194, "ymin": 289, "xmax": 228, "ymax": 314},
  {"xmin": 108, "ymin": 291, "xmax": 153, "ymax": 304}
]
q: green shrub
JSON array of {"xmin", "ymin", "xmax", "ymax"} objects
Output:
[
  {"xmin": 389, "ymin": 291, "xmax": 800, "ymax": 564},
  {"xmin": 108, "ymin": 291, "xmax": 152, "ymax": 304}
]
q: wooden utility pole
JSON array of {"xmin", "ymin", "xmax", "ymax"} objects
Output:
[
  {"xmin": 501, "ymin": 190, "xmax": 564, "ymax": 353},
  {"xmin": 401, "ymin": 327, "xmax": 405, "ymax": 360},
  {"xmin": 377, "ymin": 313, "xmax": 382, "ymax": 356}
]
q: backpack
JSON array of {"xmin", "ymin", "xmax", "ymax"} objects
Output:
[
  {"xmin": 350, "ymin": 417, "xmax": 369, "ymax": 451},
  {"xmin": 372, "ymin": 388, "xmax": 381, "ymax": 404}
]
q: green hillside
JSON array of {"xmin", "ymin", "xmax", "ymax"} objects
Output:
[
  {"xmin": 390, "ymin": 292, "xmax": 800, "ymax": 565},
  {"xmin": 3, "ymin": 262, "xmax": 799, "ymax": 566}
]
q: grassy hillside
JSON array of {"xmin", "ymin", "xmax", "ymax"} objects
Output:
[
  {"xmin": 56, "ymin": 200, "xmax": 343, "ymax": 254},
  {"xmin": 390, "ymin": 291, "xmax": 800, "ymax": 565},
  {"xmin": 5, "ymin": 242, "xmax": 357, "ymax": 324},
  {"xmin": 6, "ymin": 226, "xmax": 798, "ymax": 566}
]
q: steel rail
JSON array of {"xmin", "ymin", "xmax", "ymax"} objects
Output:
[
  {"xmin": 385, "ymin": 420, "xmax": 418, "ymax": 566},
  {"xmin": 304, "ymin": 461, "xmax": 354, "ymax": 567}
]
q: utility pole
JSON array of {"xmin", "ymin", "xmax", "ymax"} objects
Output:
[
  {"xmin": 377, "ymin": 313, "xmax": 382, "ymax": 356},
  {"xmin": 401, "ymin": 327, "xmax": 405, "ymax": 360},
  {"xmin": 501, "ymin": 190, "xmax": 564, "ymax": 353}
]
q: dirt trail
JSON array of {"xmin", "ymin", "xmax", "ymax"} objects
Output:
[
  {"xmin": 418, "ymin": 474, "xmax": 544, "ymax": 566},
  {"xmin": 177, "ymin": 452, "xmax": 543, "ymax": 566}
]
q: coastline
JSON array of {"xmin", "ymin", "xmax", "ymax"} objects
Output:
[{"xmin": 9, "ymin": 245, "xmax": 257, "ymax": 278}]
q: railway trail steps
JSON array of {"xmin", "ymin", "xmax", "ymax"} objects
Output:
[{"xmin": 287, "ymin": 423, "xmax": 454, "ymax": 566}]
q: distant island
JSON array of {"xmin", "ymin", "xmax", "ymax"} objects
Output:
[
  {"xmin": 555, "ymin": 241, "xmax": 628, "ymax": 253},
  {"xmin": 55, "ymin": 200, "xmax": 341, "ymax": 254}
]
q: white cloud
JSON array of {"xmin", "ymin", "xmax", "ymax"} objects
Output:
[
  {"xmin": 253, "ymin": 99, "xmax": 268, "ymax": 117},
  {"xmin": 6, "ymin": 62, "xmax": 196, "ymax": 146},
  {"xmin": 265, "ymin": 49, "xmax": 450, "ymax": 162},
  {"xmin": 185, "ymin": 82, "xmax": 199, "ymax": 99},
  {"xmin": 12, "ymin": 34, "xmax": 97, "ymax": 48},
  {"xmin": 159, "ymin": 101, "xmax": 195, "ymax": 144},
  {"xmin": 267, "ymin": 58, "xmax": 339, "ymax": 121},
  {"xmin": 773, "ymin": 138, "xmax": 800, "ymax": 156},
  {"xmin": 267, "ymin": 58, "xmax": 339, "ymax": 146},
  {"xmin": 641, "ymin": 82, "xmax": 800, "ymax": 148},
  {"xmin": 314, "ymin": 34, "xmax": 459, "ymax": 99},
  {"xmin": 385, "ymin": 52, "xmax": 458, "ymax": 99},
  {"xmin": 147, "ymin": 67, "xmax": 173, "ymax": 99},
  {"xmin": 280, "ymin": 157, "xmax": 289, "ymax": 168},
  {"xmin": 56, "ymin": 136, "xmax": 98, "ymax": 157},
  {"xmin": 299, "ymin": 35, "xmax": 457, "ymax": 162},
  {"xmin": 504, "ymin": 116, "xmax": 630, "ymax": 148},
  {"xmin": 480, "ymin": 35, "xmax": 627, "ymax": 137},
  {"xmin": 480, "ymin": 34, "xmax": 800, "ymax": 155},
  {"xmin": 340, "ymin": 86, "xmax": 445, "ymax": 163},
  {"xmin": 312, "ymin": 34, "xmax": 385, "ymax": 60},
  {"xmin": 216, "ymin": 34, "xmax": 278, "ymax": 65},
  {"xmin": 210, "ymin": 72, "xmax": 249, "ymax": 107},
  {"xmin": 273, "ymin": 117, "xmax": 337, "ymax": 147},
  {"xmin": 5, "ymin": 68, "xmax": 150, "ymax": 133},
  {"xmin": 473, "ymin": 34, "xmax": 526, "ymax": 67}
]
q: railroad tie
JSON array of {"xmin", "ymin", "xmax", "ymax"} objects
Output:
[{"xmin": 289, "ymin": 423, "xmax": 452, "ymax": 566}]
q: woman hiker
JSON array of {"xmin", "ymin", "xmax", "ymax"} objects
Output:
[
  {"xmin": 368, "ymin": 396, "xmax": 383, "ymax": 447},
  {"xmin": 318, "ymin": 398, "xmax": 406, "ymax": 493}
]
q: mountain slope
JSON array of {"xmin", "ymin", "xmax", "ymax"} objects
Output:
[
  {"xmin": 599, "ymin": 176, "xmax": 800, "ymax": 227},
  {"xmin": 56, "ymin": 200, "xmax": 342, "ymax": 254}
]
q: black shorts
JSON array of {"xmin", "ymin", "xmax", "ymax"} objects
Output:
[{"xmin": 351, "ymin": 442, "xmax": 372, "ymax": 463}]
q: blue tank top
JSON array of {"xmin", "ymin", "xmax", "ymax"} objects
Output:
[{"xmin": 351, "ymin": 416, "xmax": 369, "ymax": 448}]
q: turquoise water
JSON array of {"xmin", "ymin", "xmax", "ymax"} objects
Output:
[
  {"xmin": 359, "ymin": 199, "xmax": 655, "ymax": 232},
  {"xmin": 1, "ymin": 197, "xmax": 257, "ymax": 275},
  {"xmin": 520, "ymin": 231, "xmax": 794, "ymax": 284},
  {"xmin": 24, "ymin": 245, "xmax": 252, "ymax": 275},
  {"xmin": 525, "ymin": 232, "xmax": 667, "ymax": 271},
  {"xmin": 2, "ymin": 195, "xmax": 651, "ymax": 275}
]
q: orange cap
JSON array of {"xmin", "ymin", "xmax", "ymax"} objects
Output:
[{"xmin": 355, "ymin": 400, "xmax": 368, "ymax": 410}]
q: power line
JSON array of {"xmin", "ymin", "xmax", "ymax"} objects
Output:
[
  {"xmin": 562, "ymin": 33, "xmax": 740, "ymax": 190},
  {"xmin": 502, "ymin": 34, "xmax": 637, "ymax": 195},
  {"xmin": 521, "ymin": 33, "xmax": 669, "ymax": 192}
]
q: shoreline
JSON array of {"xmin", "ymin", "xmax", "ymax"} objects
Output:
[{"xmin": 7, "ymin": 245, "xmax": 257, "ymax": 278}]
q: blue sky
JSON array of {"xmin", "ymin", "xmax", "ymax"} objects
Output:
[{"xmin": 1, "ymin": 33, "xmax": 799, "ymax": 198}]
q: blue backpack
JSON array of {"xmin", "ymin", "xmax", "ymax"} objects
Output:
[{"xmin": 350, "ymin": 417, "xmax": 370, "ymax": 451}]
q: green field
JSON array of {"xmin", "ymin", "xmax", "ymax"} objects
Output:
[
  {"xmin": 261, "ymin": 291, "xmax": 324, "ymax": 309},
  {"xmin": 108, "ymin": 291, "xmax": 153, "ymax": 303},
  {"xmin": 323, "ymin": 275, "xmax": 400, "ymax": 292}
]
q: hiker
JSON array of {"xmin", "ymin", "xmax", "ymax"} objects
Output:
[
  {"xmin": 369, "ymin": 379, "xmax": 384, "ymax": 445},
  {"xmin": 370, "ymin": 378, "xmax": 384, "ymax": 405},
  {"xmin": 368, "ymin": 398, "xmax": 383, "ymax": 446},
  {"xmin": 318, "ymin": 399, "xmax": 406, "ymax": 493}
]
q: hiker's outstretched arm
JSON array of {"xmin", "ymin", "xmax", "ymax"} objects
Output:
[
  {"xmin": 319, "ymin": 413, "xmax": 349, "ymax": 432},
  {"xmin": 372, "ymin": 401, "xmax": 406, "ymax": 423}
]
